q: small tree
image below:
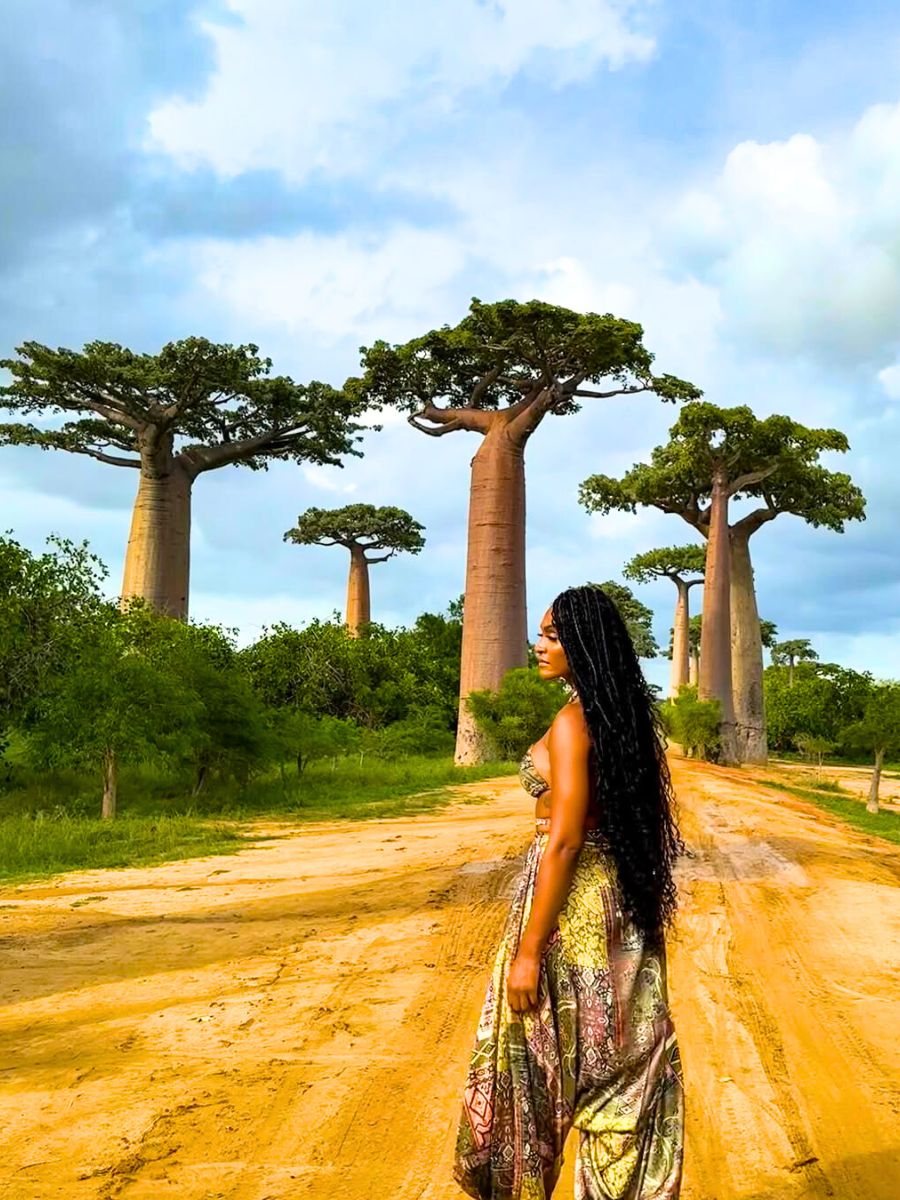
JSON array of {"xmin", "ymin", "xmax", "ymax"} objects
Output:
[
  {"xmin": 771, "ymin": 638, "xmax": 819, "ymax": 687},
  {"xmin": 27, "ymin": 606, "xmax": 201, "ymax": 818},
  {"xmin": 284, "ymin": 504, "xmax": 425, "ymax": 636},
  {"xmin": 794, "ymin": 732, "xmax": 835, "ymax": 780},
  {"xmin": 840, "ymin": 683, "xmax": 900, "ymax": 813}
]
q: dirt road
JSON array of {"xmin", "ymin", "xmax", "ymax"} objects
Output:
[{"xmin": 1, "ymin": 758, "xmax": 899, "ymax": 1199}]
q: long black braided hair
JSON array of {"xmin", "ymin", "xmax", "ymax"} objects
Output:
[{"xmin": 551, "ymin": 584, "xmax": 685, "ymax": 941}]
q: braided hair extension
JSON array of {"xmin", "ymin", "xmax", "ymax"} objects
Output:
[{"xmin": 551, "ymin": 584, "xmax": 686, "ymax": 941}]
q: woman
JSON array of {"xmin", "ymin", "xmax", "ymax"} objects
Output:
[{"xmin": 453, "ymin": 584, "xmax": 685, "ymax": 1199}]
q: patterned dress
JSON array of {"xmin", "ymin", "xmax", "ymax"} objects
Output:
[{"xmin": 452, "ymin": 747, "xmax": 684, "ymax": 1199}]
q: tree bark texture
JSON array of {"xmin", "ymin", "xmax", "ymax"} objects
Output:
[
  {"xmin": 730, "ymin": 528, "xmax": 768, "ymax": 764},
  {"xmin": 455, "ymin": 424, "xmax": 528, "ymax": 764},
  {"xmin": 669, "ymin": 580, "xmax": 691, "ymax": 698},
  {"xmin": 120, "ymin": 439, "xmax": 193, "ymax": 620},
  {"xmin": 699, "ymin": 468, "xmax": 738, "ymax": 764},
  {"xmin": 101, "ymin": 748, "xmax": 117, "ymax": 820},
  {"xmin": 689, "ymin": 650, "xmax": 699, "ymax": 686},
  {"xmin": 346, "ymin": 545, "xmax": 371, "ymax": 637},
  {"xmin": 867, "ymin": 748, "xmax": 884, "ymax": 813}
]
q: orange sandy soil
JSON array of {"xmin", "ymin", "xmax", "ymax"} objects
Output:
[{"xmin": 1, "ymin": 756, "xmax": 899, "ymax": 1200}]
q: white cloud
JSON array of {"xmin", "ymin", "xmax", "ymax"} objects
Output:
[
  {"xmin": 147, "ymin": 0, "xmax": 656, "ymax": 181},
  {"xmin": 665, "ymin": 105, "xmax": 900, "ymax": 367},
  {"xmin": 191, "ymin": 226, "xmax": 467, "ymax": 343},
  {"xmin": 878, "ymin": 362, "xmax": 900, "ymax": 399},
  {"xmin": 300, "ymin": 464, "xmax": 358, "ymax": 493}
]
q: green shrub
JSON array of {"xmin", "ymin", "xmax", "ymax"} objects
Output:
[{"xmin": 659, "ymin": 685, "xmax": 721, "ymax": 760}]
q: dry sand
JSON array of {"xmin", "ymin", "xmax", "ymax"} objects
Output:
[{"xmin": 1, "ymin": 756, "xmax": 898, "ymax": 1199}]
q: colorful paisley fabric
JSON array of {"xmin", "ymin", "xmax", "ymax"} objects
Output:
[{"xmin": 453, "ymin": 828, "xmax": 684, "ymax": 1199}]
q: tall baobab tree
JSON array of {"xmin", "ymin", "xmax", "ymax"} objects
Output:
[
  {"xmin": 0, "ymin": 338, "xmax": 365, "ymax": 619},
  {"xmin": 284, "ymin": 504, "xmax": 425, "ymax": 636},
  {"xmin": 624, "ymin": 546, "xmax": 705, "ymax": 698},
  {"xmin": 579, "ymin": 403, "xmax": 865, "ymax": 764},
  {"xmin": 771, "ymin": 638, "xmax": 818, "ymax": 687},
  {"xmin": 348, "ymin": 299, "xmax": 699, "ymax": 763}
]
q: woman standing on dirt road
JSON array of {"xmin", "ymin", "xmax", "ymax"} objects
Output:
[{"xmin": 453, "ymin": 584, "xmax": 686, "ymax": 1199}]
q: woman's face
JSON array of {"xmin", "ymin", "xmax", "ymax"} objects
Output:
[{"xmin": 534, "ymin": 606, "xmax": 573, "ymax": 684}]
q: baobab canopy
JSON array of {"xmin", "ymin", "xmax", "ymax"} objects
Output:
[
  {"xmin": 0, "ymin": 337, "xmax": 364, "ymax": 474},
  {"xmin": 348, "ymin": 298, "xmax": 701, "ymax": 426}
]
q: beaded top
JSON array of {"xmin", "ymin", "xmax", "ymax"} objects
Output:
[{"xmin": 519, "ymin": 745, "xmax": 550, "ymax": 799}]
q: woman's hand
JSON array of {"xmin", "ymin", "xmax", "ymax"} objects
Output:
[{"xmin": 507, "ymin": 949, "xmax": 541, "ymax": 1013}]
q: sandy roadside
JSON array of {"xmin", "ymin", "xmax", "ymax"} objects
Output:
[{"xmin": 0, "ymin": 758, "xmax": 898, "ymax": 1199}]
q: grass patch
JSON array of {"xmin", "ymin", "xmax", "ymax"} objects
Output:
[
  {"xmin": 754, "ymin": 777, "xmax": 900, "ymax": 846},
  {"xmin": 0, "ymin": 755, "xmax": 518, "ymax": 884},
  {"xmin": 0, "ymin": 813, "xmax": 247, "ymax": 886}
]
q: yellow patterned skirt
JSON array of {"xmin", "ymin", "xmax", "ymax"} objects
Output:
[{"xmin": 453, "ymin": 827, "xmax": 684, "ymax": 1199}]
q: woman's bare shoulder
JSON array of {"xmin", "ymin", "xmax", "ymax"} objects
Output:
[{"xmin": 549, "ymin": 698, "xmax": 591, "ymax": 747}]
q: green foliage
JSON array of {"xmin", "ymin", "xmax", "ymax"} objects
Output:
[
  {"xmin": 759, "ymin": 620, "xmax": 778, "ymax": 650},
  {"xmin": 764, "ymin": 661, "xmax": 873, "ymax": 749},
  {"xmin": 465, "ymin": 667, "xmax": 567, "ymax": 759},
  {"xmin": 0, "ymin": 337, "xmax": 367, "ymax": 473},
  {"xmin": 659, "ymin": 685, "xmax": 721, "ymax": 759},
  {"xmin": 0, "ymin": 532, "xmax": 107, "ymax": 733},
  {"xmin": 623, "ymin": 544, "xmax": 705, "ymax": 584},
  {"xmin": 593, "ymin": 580, "xmax": 659, "ymax": 658},
  {"xmin": 284, "ymin": 503, "xmax": 425, "ymax": 557},
  {"xmin": 241, "ymin": 607, "xmax": 461, "ymax": 729},
  {"xmin": 840, "ymin": 682, "xmax": 900, "ymax": 758},
  {"xmin": 348, "ymin": 297, "xmax": 700, "ymax": 422}
]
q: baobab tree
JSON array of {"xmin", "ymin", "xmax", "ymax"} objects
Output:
[
  {"xmin": 579, "ymin": 403, "xmax": 865, "ymax": 764},
  {"xmin": 623, "ymin": 545, "xmax": 705, "ymax": 697},
  {"xmin": 283, "ymin": 504, "xmax": 425, "ymax": 636},
  {"xmin": 0, "ymin": 338, "xmax": 365, "ymax": 618},
  {"xmin": 771, "ymin": 638, "xmax": 818, "ymax": 687},
  {"xmin": 348, "ymin": 298, "xmax": 699, "ymax": 763}
]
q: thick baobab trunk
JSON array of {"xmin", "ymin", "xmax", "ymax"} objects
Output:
[
  {"xmin": 101, "ymin": 748, "xmax": 117, "ymax": 820},
  {"xmin": 455, "ymin": 425, "xmax": 528, "ymax": 764},
  {"xmin": 689, "ymin": 651, "xmax": 699, "ymax": 686},
  {"xmin": 699, "ymin": 468, "xmax": 738, "ymax": 764},
  {"xmin": 669, "ymin": 580, "xmax": 691, "ymax": 698},
  {"xmin": 730, "ymin": 529, "xmax": 767, "ymax": 764},
  {"xmin": 867, "ymin": 747, "xmax": 884, "ymax": 813},
  {"xmin": 345, "ymin": 545, "xmax": 372, "ymax": 637},
  {"xmin": 121, "ymin": 440, "xmax": 192, "ymax": 619}
]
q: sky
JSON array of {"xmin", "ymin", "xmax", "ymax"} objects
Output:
[{"xmin": 3, "ymin": 0, "xmax": 900, "ymax": 693}]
